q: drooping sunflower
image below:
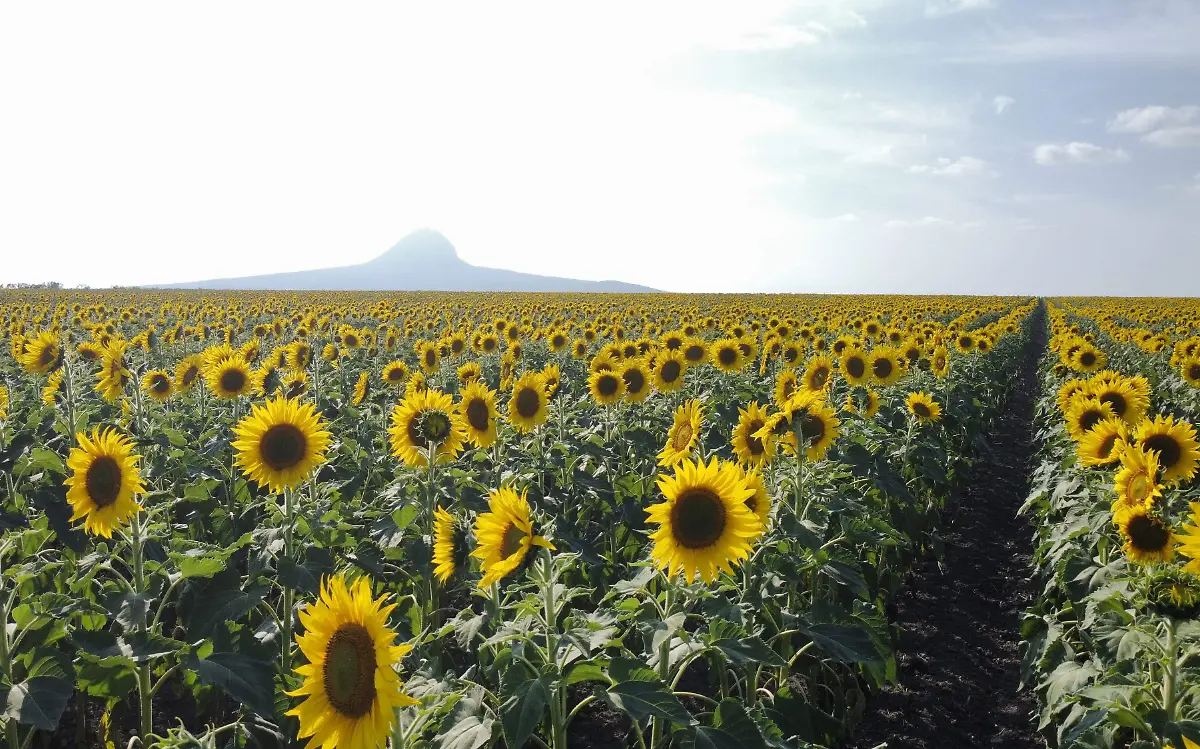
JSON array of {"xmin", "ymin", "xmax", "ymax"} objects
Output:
[
  {"xmin": 64, "ymin": 427, "xmax": 145, "ymax": 538},
  {"xmin": 588, "ymin": 369, "xmax": 626, "ymax": 406},
  {"xmin": 710, "ymin": 338, "xmax": 744, "ymax": 373},
  {"xmin": 432, "ymin": 506, "xmax": 457, "ymax": 583},
  {"xmin": 905, "ymin": 392, "xmax": 942, "ymax": 425},
  {"xmin": 508, "ymin": 372, "xmax": 550, "ymax": 433},
  {"xmin": 1113, "ymin": 446, "xmax": 1162, "ymax": 519},
  {"xmin": 1065, "ymin": 396, "xmax": 1116, "ymax": 441},
  {"xmin": 1077, "ymin": 418, "xmax": 1127, "ymax": 466},
  {"xmin": 730, "ymin": 402, "xmax": 776, "ymax": 468},
  {"xmin": 19, "ymin": 330, "xmax": 61, "ymax": 375},
  {"xmin": 790, "ymin": 393, "xmax": 840, "ymax": 461},
  {"xmin": 174, "ymin": 355, "xmax": 204, "ymax": 393},
  {"xmin": 652, "ymin": 350, "xmax": 688, "ymax": 393},
  {"xmin": 620, "ymin": 359, "xmax": 651, "ymax": 403},
  {"xmin": 283, "ymin": 370, "xmax": 309, "ymax": 399},
  {"xmin": 388, "ymin": 389, "xmax": 468, "ymax": 467},
  {"xmin": 1087, "ymin": 377, "xmax": 1149, "ymax": 428},
  {"xmin": 839, "ymin": 346, "xmax": 870, "ymax": 386},
  {"xmin": 1118, "ymin": 506, "xmax": 1175, "ymax": 565},
  {"xmin": 773, "ymin": 369, "xmax": 800, "ymax": 409},
  {"xmin": 351, "ymin": 371, "xmax": 369, "ymax": 406},
  {"xmin": 287, "ymin": 575, "xmax": 416, "ymax": 749},
  {"xmin": 459, "ymin": 381, "xmax": 499, "ymax": 449},
  {"xmin": 1134, "ymin": 415, "xmax": 1200, "ymax": 487},
  {"xmin": 205, "ymin": 354, "xmax": 255, "ymax": 400},
  {"xmin": 659, "ymin": 399, "xmax": 704, "ymax": 466},
  {"xmin": 42, "ymin": 370, "xmax": 63, "ymax": 405},
  {"xmin": 645, "ymin": 457, "xmax": 761, "ymax": 584},
  {"xmin": 869, "ymin": 346, "xmax": 903, "ymax": 387},
  {"xmin": 801, "ymin": 354, "xmax": 834, "ymax": 394},
  {"xmin": 141, "ymin": 370, "xmax": 173, "ymax": 403},
  {"xmin": 232, "ymin": 396, "xmax": 332, "ymax": 493},
  {"xmin": 381, "ymin": 360, "xmax": 410, "ymax": 388},
  {"xmin": 471, "ymin": 486, "xmax": 554, "ymax": 588}
]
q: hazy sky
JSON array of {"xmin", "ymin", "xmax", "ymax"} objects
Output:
[{"xmin": 2, "ymin": 1, "xmax": 1198, "ymax": 294}]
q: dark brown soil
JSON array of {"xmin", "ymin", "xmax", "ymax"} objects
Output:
[{"xmin": 847, "ymin": 308, "xmax": 1047, "ymax": 749}]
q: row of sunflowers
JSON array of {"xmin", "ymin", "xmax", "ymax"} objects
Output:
[
  {"xmin": 1021, "ymin": 299, "xmax": 1200, "ymax": 749},
  {"xmin": 2, "ymin": 290, "xmax": 1031, "ymax": 749}
]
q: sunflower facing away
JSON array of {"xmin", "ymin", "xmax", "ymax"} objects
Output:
[
  {"xmin": 1112, "ymin": 446, "xmax": 1162, "ymax": 520},
  {"xmin": 287, "ymin": 574, "xmax": 417, "ymax": 749},
  {"xmin": 233, "ymin": 396, "xmax": 332, "ymax": 493},
  {"xmin": 905, "ymin": 392, "xmax": 942, "ymax": 425},
  {"xmin": 845, "ymin": 387, "xmax": 879, "ymax": 419},
  {"xmin": 433, "ymin": 506, "xmax": 457, "ymax": 583},
  {"xmin": 459, "ymin": 381, "xmax": 499, "ymax": 449},
  {"xmin": 388, "ymin": 389, "xmax": 467, "ymax": 467},
  {"xmin": 1134, "ymin": 415, "xmax": 1200, "ymax": 487},
  {"xmin": 64, "ymin": 427, "xmax": 145, "ymax": 538},
  {"xmin": 508, "ymin": 372, "xmax": 550, "ymax": 433},
  {"xmin": 471, "ymin": 486, "xmax": 554, "ymax": 587},
  {"xmin": 646, "ymin": 457, "xmax": 762, "ymax": 584},
  {"xmin": 731, "ymin": 401, "xmax": 776, "ymax": 468},
  {"xmin": 1076, "ymin": 418, "xmax": 1127, "ymax": 467},
  {"xmin": 1118, "ymin": 506, "xmax": 1175, "ymax": 565},
  {"xmin": 659, "ymin": 399, "xmax": 704, "ymax": 466}
]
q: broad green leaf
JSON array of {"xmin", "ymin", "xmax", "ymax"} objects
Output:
[
  {"xmin": 603, "ymin": 658, "xmax": 693, "ymax": 726},
  {"xmin": 3, "ymin": 676, "xmax": 73, "ymax": 731},
  {"xmin": 501, "ymin": 675, "xmax": 551, "ymax": 749},
  {"xmin": 801, "ymin": 623, "xmax": 883, "ymax": 665},
  {"xmin": 188, "ymin": 652, "xmax": 276, "ymax": 716}
]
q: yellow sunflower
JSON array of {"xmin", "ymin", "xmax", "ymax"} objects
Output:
[
  {"xmin": 710, "ymin": 338, "xmax": 744, "ymax": 373},
  {"xmin": 174, "ymin": 355, "xmax": 204, "ymax": 393},
  {"xmin": 1134, "ymin": 415, "xmax": 1200, "ymax": 487},
  {"xmin": 845, "ymin": 387, "xmax": 879, "ymax": 419},
  {"xmin": 232, "ymin": 396, "xmax": 332, "ymax": 493},
  {"xmin": 1087, "ymin": 377, "xmax": 1148, "ymax": 428},
  {"xmin": 801, "ymin": 354, "xmax": 834, "ymax": 394},
  {"xmin": 588, "ymin": 369, "xmax": 626, "ymax": 406},
  {"xmin": 620, "ymin": 359, "xmax": 651, "ymax": 403},
  {"xmin": 205, "ymin": 354, "xmax": 255, "ymax": 400},
  {"xmin": 541, "ymin": 363, "xmax": 562, "ymax": 397},
  {"xmin": 790, "ymin": 392, "xmax": 840, "ymax": 461},
  {"xmin": 905, "ymin": 392, "xmax": 942, "ymax": 425},
  {"xmin": 652, "ymin": 350, "xmax": 688, "ymax": 393},
  {"xmin": 64, "ymin": 427, "xmax": 145, "ymax": 538},
  {"xmin": 681, "ymin": 338, "xmax": 709, "ymax": 366},
  {"xmin": 1113, "ymin": 446, "xmax": 1162, "ymax": 519},
  {"xmin": 839, "ymin": 346, "xmax": 870, "ymax": 386},
  {"xmin": 141, "ymin": 370, "xmax": 173, "ymax": 403},
  {"xmin": 418, "ymin": 341, "xmax": 441, "ymax": 374},
  {"xmin": 508, "ymin": 372, "xmax": 550, "ymax": 433},
  {"xmin": 645, "ymin": 457, "xmax": 762, "ymax": 584},
  {"xmin": 42, "ymin": 370, "xmax": 63, "ymax": 406},
  {"xmin": 433, "ymin": 506, "xmax": 457, "ymax": 583},
  {"xmin": 352, "ymin": 371, "xmax": 369, "ymax": 406},
  {"xmin": 659, "ymin": 399, "xmax": 704, "ymax": 466},
  {"xmin": 869, "ymin": 346, "xmax": 903, "ymax": 387},
  {"xmin": 471, "ymin": 486, "xmax": 554, "ymax": 588},
  {"xmin": 1176, "ymin": 502, "xmax": 1200, "ymax": 575},
  {"xmin": 1118, "ymin": 506, "xmax": 1175, "ymax": 565},
  {"xmin": 381, "ymin": 360, "xmax": 409, "ymax": 388},
  {"xmin": 19, "ymin": 330, "xmax": 61, "ymax": 375},
  {"xmin": 283, "ymin": 370, "xmax": 310, "ymax": 400},
  {"xmin": 287, "ymin": 575, "xmax": 416, "ymax": 749},
  {"xmin": 730, "ymin": 402, "xmax": 776, "ymax": 468},
  {"xmin": 1064, "ymin": 396, "xmax": 1116, "ymax": 441},
  {"xmin": 773, "ymin": 369, "xmax": 800, "ymax": 410},
  {"xmin": 1076, "ymin": 418, "xmax": 1126, "ymax": 466},
  {"xmin": 740, "ymin": 467, "xmax": 771, "ymax": 537},
  {"xmin": 1181, "ymin": 356, "xmax": 1200, "ymax": 388},
  {"xmin": 459, "ymin": 381, "xmax": 499, "ymax": 449},
  {"xmin": 388, "ymin": 389, "xmax": 467, "ymax": 468},
  {"xmin": 930, "ymin": 345, "xmax": 950, "ymax": 379}
]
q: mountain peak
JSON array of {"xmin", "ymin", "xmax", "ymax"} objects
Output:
[{"xmin": 369, "ymin": 229, "xmax": 460, "ymax": 266}]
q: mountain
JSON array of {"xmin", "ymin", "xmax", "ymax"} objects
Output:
[{"xmin": 157, "ymin": 230, "xmax": 657, "ymax": 292}]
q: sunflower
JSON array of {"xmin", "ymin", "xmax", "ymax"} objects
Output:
[
  {"xmin": 845, "ymin": 387, "xmax": 879, "ymax": 419},
  {"xmin": 283, "ymin": 370, "xmax": 310, "ymax": 399},
  {"xmin": 459, "ymin": 381, "xmax": 499, "ymax": 449},
  {"xmin": 905, "ymin": 392, "xmax": 942, "ymax": 424},
  {"xmin": 41, "ymin": 370, "xmax": 63, "ymax": 405},
  {"xmin": 432, "ymin": 506, "xmax": 457, "ymax": 583},
  {"xmin": 930, "ymin": 346, "xmax": 950, "ymax": 379},
  {"xmin": 508, "ymin": 372, "xmax": 550, "ymax": 433},
  {"xmin": 64, "ymin": 427, "xmax": 145, "ymax": 538},
  {"xmin": 954, "ymin": 333, "xmax": 975, "ymax": 353},
  {"xmin": 381, "ymin": 360, "xmax": 409, "ymax": 388},
  {"xmin": 1134, "ymin": 415, "xmax": 1200, "ymax": 487},
  {"xmin": 141, "ymin": 370, "xmax": 173, "ymax": 403},
  {"xmin": 839, "ymin": 346, "xmax": 869, "ymax": 386},
  {"xmin": 1072, "ymin": 345, "xmax": 1106, "ymax": 373},
  {"xmin": 645, "ymin": 457, "xmax": 761, "ymax": 584},
  {"xmin": 19, "ymin": 330, "xmax": 61, "ymax": 375},
  {"xmin": 588, "ymin": 369, "xmax": 626, "ymax": 406},
  {"xmin": 790, "ymin": 393, "xmax": 840, "ymax": 460},
  {"xmin": 1057, "ymin": 378, "xmax": 1089, "ymax": 414},
  {"xmin": 681, "ymin": 338, "xmax": 709, "ymax": 366},
  {"xmin": 205, "ymin": 354, "xmax": 255, "ymax": 400},
  {"xmin": 659, "ymin": 399, "xmax": 704, "ymax": 466},
  {"xmin": 710, "ymin": 339, "xmax": 744, "ymax": 373},
  {"xmin": 801, "ymin": 355, "xmax": 834, "ymax": 394},
  {"xmin": 290, "ymin": 341, "xmax": 314, "ymax": 370},
  {"xmin": 287, "ymin": 575, "xmax": 416, "ymax": 749},
  {"xmin": 740, "ymin": 467, "xmax": 771, "ymax": 536},
  {"xmin": 1087, "ymin": 377, "xmax": 1148, "ymax": 428},
  {"xmin": 869, "ymin": 346, "xmax": 903, "ymax": 387},
  {"xmin": 352, "ymin": 371, "xmax": 369, "ymax": 406},
  {"xmin": 457, "ymin": 361, "xmax": 482, "ymax": 386},
  {"xmin": 1181, "ymin": 356, "xmax": 1200, "ymax": 388},
  {"xmin": 730, "ymin": 402, "xmax": 776, "ymax": 468},
  {"xmin": 388, "ymin": 389, "xmax": 467, "ymax": 467},
  {"xmin": 1118, "ymin": 506, "xmax": 1175, "ymax": 565},
  {"xmin": 773, "ymin": 369, "xmax": 800, "ymax": 409},
  {"xmin": 1076, "ymin": 418, "xmax": 1126, "ymax": 466},
  {"xmin": 652, "ymin": 350, "xmax": 688, "ymax": 393},
  {"xmin": 1177, "ymin": 502, "xmax": 1200, "ymax": 575},
  {"xmin": 471, "ymin": 486, "xmax": 554, "ymax": 587},
  {"xmin": 0, "ymin": 385, "xmax": 8, "ymax": 421},
  {"xmin": 1113, "ymin": 446, "xmax": 1163, "ymax": 519},
  {"xmin": 418, "ymin": 341, "xmax": 440, "ymax": 374},
  {"xmin": 232, "ymin": 396, "xmax": 331, "ymax": 493},
  {"xmin": 174, "ymin": 355, "xmax": 204, "ymax": 393},
  {"xmin": 621, "ymin": 359, "xmax": 651, "ymax": 403},
  {"xmin": 76, "ymin": 341, "xmax": 104, "ymax": 362},
  {"xmin": 1065, "ymin": 396, "xmax": 1116, "ymax": 441}
]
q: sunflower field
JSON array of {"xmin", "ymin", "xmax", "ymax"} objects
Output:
[
  {"xmin": 1021, "ymin": 299, "xmax": 1200, "ymax": 749},
  {"xmin": 0, "ymin": 290, "xmax": 1036, "ymax": 749}
]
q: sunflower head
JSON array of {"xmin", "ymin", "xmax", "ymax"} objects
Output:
[
  {"xmin": 389, "ymin": 389, "xmax": 467, "ymax": 467},
  {"xmin": 459, "ymin": 381, "xmax": 499, "ymax": 449},
  {"xmin": 905, "ymin": 391, "xmax": 943, "ymax": 425},
  {"xmin": 731, "ymin": 401, "xmax": 776, "ymax": 468},
  {"xmin": 659, "ymin": 399, "xmax": 704, "ymax": 466},
  {"xmin": 1077, "ymin": 418, "xmax": 1127, "ymax": 466},
  {"xmin": 621, "ymin": 359, "xmax": 651, "ymax": 403},
  {"xmin": 205, "ymin": 354, "xmax": 255, "ymax": 400},
  {"xmin": 653, "ymin": 351, "xmax": 688, "ymax": 393},
  {"xmin": 471, "ymin": 486, "xmax": 554, "ymax": 588},
  {"xmin": 588, "ymin": 369, "xmax": 626, "ymax": 406},
  {"xmin": 840, "ymin": 347, "xmax": 869, "ymax": 385},
  {"xmin": 508, "ymin": 372, "xmax": 550, "ymax": 433},
  {"xmin": 1135, "ymin": 415, "xmax": 1200, "ymax": 487},
  {"xmin": 233, "ymin": 396, "xmax": 332, "ymax": 493},
  {"xmin": 64, "ymin": 427, "xmax": 145, "ymax": 538},
  {"xmin": 1118, "ymin": 506, "xmax": 1175, "ymax": 565},
  {"xmin": 1141, "ymin": 566, "xmax": 1200, "ymax": 620},
  {"xmin": 382, "ymin": 360, "xmax": 410, "ymax": 387}
]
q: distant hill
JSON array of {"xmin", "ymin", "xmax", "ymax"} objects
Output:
[{"xmin": 157, "ymin": 230, "xmax": 657, "ymax": 292}]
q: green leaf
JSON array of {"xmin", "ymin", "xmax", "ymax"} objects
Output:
[
  {"xmin": 564, "ymin": 659, "xmax": 607, "ymax": 686},
  {"xmin": 186, "ymin": 585, "xmax": 267, "ymax": 638},
  {"xmin": 188, "ymin": 652, "xmax": 276, "ymax": 716},
  {"xmin": 801, "ymin": 623, "xmax": 883, "ymax": 665},
  {"xmin": 177, "ymin": 554, "xmax": 227, "ymax": 580},
  {"xmin": 391, "ymin": 502, "xmax": 420, "ymax": 532},
  {"xmin": 682, "ymin": 700, "xmax": 766, "ymax": 749},
  {"xmin": 603, "ymin": 658, "xmax": 693, "ymax": 726},
  {"xmin": 501, "ymin": 674, "xmax": 551, "ymax": 749},
  {"xmin": 3, "ymin": 676, "xmax": 73, "ymax": 731},
  {"xmin": 707, "ymin": 621, "xmax": 786, "ymax": 668},
  {"xmin": 73, "ymin": 630, "xmax": 186, "ymax": 665},
  {"xmin": 28, "ymin": 448, "xmax": 65, "ymax": 476},
  {"xmin": 278, "ymin": 558, "xmax": 319, "ymax": 595}
]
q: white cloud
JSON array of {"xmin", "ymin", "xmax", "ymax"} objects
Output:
[
  {"xmin": 885, "ymin": 216, "xmax": 981, "ymax": 228},
  {"xmin": 925, "ymin": 0, "xmax": 995, "ymax": 18},
  {"xmin": 1142, "ymin": 126, "xmax": 1200, "ymax": 148},
  {"xmin": 993, "ymin": 95, "xmax": 1015, "ymax": 114},
  {"xmin": 1033, "ymin": 142, "xmax": 1130, "ymax": 165},
  {"xmin": 844, "ymin": 144, "xmax": 899, "ymax": 166},
  {"xmin": 908, "ymin": 156, "xmax": 995, "ymax": 176},
  {"xmin": 1107, "ymin": 105, "xmax": 1198, "ymax": 133},
  {"xmin": 831, "ymin": 213, "xmax": 860, "ymax": 222}
]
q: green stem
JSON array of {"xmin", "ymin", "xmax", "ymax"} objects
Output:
[
  {"xmin": 281, "ymin": 487, "xmax": 296, "ymax": 676},
  {"xmin": 131, "ymin": 513, "xmax": 152, "ymax": 742},
  {"xmin": 1163, "ymin": 618, "xmax": 1179, "ymax": 720},
  {"xmin": 2, "ymin": 587, "xmax": 19, "ymax": 749}
]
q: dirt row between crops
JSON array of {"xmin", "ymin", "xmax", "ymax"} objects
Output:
[{"xmin": 846, "ymin": 308, "xmax": 1047, "ymax": 749}]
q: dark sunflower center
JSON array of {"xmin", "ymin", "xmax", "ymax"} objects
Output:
[
  {"xmin": 746, "ymin": 419, "xmax": 765, "ymax": 455},
  {"xmin": 1143, "ymin": 434, "xmax": 1181, "ymax": 470},
  {"xmin": 1099, "ymin": 392, "xmax": 1126, "ymax": 416},
  {"xmin": 845, "ymin": 357, "xmax": 865, "ymax": 379},
  {"xmin": 261, "ymin": 423, "xmax": 307, "ymax": 470},
  {"xmin": 1126, "ymin": 514, "xmax": 1170, "ymax": 553},
  {"xmin": 39, "ymin": 346, "xmax": 58, "ymax": 366},
  {"xmin": 597, "ymin": 374, "xmax": 620, "ymax": 397},
  {"xmin": 623, "ymin": 368, "xmax": 646, "ymax": 394},
  {"xmin": 719, "ymin": 347, "xmax": 738, "ymax": 366},
  {"xmin": 798, "ymin": 413, "xmax": 825, "ymax": 445},
  {"xmin": 345, "ymin": 335, "xmax": 359, "ymax": 347},
  {"xmin": 181, "ymin": 365, "xmax": 199, "ymax": 386},
  {"xmin": 670, "ymin": 489, "xmax": 727, "ymax": 550},
  {"xmin": 781, "ymin": 380, "xmax": 795, "ymax": 399},
  {"xmin": 810, "ymin": 367, "xmax": 829, "ymax": 389},
  {"xmin": 151, "ymin": 375, "xmax": 170, "ymax": 394},
  {"xmin": 322, "ymin": 623, "xmax": 378, "ymax": 718},
  {"xmin": 501, "ymin": 522, "xmax": 526, "ymax": 558},
  {"xmin": 684, "ymin": 345, "xmax": 705, "ymax": 362},
  {"xmin": 220, "ymin": 368, "xmax": 247, "ymax": 393},
  {"xmin": 85, "ymin": 455, "xmax": 122, "ymax": 508},
  {"xmin": 553, "ymin": 335, "xmax": 566, "ymax": 347},
  {"xmin": 1189, "ymin": 364, "xmax": 1200, "ymax": 380},
  {"xmin": 515, "ymin": 387, "xmax": 541, "ymax": 418},
  {"xmin": 872, "ymin": 358, "xmax": 893, "ymax": 379},
  {"xmin": 1080, "ymin": 351, "xmax": 1096, "ymax": 367},
  {"xmin": 935, "ymin": 355, "xmax": 946, "ymax": 370},
  {"xmin": 466, "ymin": 398, "xmax": 490, "ymax": 431},
  {"xmin": 420, "ymin": 411, "xmax": 453, "ymax": 443},
  {"xmin": 661, "ymin": 360, "xmax": 682, "ymax": 383},
  {"xmin": 671, "ymin": 423, "xmax": 694, "ymax": 451},
  {"xmin": 913, "ymin": 402, "xmax": 931, "ymax": 418},
  {"xmin": 959, "ymin": 336, "xmax": 973, "ymax": 348},
  {"xmin": 666, "ymin": 337, "xmax": 682, "ymax": 350},
  {"xmin": 387, "ymin": 368, "xmax": 404, "ymax": 381},
  {"xmin": 1079, "ymin": 409, "xmax": 1104, "ymax": 433},
  {"xmin": 1098, "ymin": 433, "xmax": 1118, "ymax": 459}
]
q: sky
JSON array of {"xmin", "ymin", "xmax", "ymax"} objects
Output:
[{"xmin": 1, "ymin": 1, "xmax": 1198, "ymax": 295}]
